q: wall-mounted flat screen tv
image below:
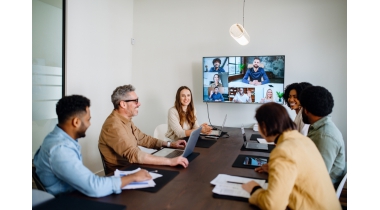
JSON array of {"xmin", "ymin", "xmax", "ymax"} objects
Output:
[{"xmin": 203, "ymin": 56, "xmax": 285, "ymax": 104}]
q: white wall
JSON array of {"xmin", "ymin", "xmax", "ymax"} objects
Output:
[
  {"xmin": 132, "ymin": 0, "xmax": 347, "ymax": 155},
  {"xmin": 66, "ymin": 0, "xmax": 346, "ymax": 173},
  {"xmin": 66, "ymin": 0, "xmax": 134, "ymax": 172}
]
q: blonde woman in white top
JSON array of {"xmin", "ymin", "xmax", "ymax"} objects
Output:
[
  {"xmin": 165, "ymin": 86, "xmax": 212, "ymax": 140},
  {"xmin": 260, "ymin": 88, "xmax": 274, "ymax": 103},
  {"xmin": 283, "ymin": 82, "xmax": 313, "ymax": 136}
]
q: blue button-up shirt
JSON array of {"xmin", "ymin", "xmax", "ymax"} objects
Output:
[
  {"xmin": 33, "ymin": 125, "xmax": 122, "ymax": 197},
  {"xmin": 209, "ymin": 67, "xmax": 226, "ymax": 72},
  {"xmin": 242, "ymin": 68, "xmax": 270, "ymax": 84},
  {"xmin": 209, "ymin": 92, "xmax": 224, "ymax": 101}
]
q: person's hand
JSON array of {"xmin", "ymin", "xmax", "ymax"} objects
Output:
[
  {"xmin": 130, "ymin": 169, "xmax": 152, "ymax": 182},
  {"xmin": 249, "ymin": 81, "xmax": 255, "ymax": 85},
  {"xmin": 242, "ymin": 180, "xmax": 260, "ymax": 193},
  {"xmin": 169, "ymin": 156, "xmax": 189, "ymax": 168},
  {"xmin": 260, "ymin": 98, "xmax": 265, "ymax": 103},
  {"xmin": 254, "ymin": 163, "xmax": 269, "ymax": 173},
  {"xmin": 171, "ymin": 140, "xmax": 186, "ymax": 149},
  {"xmin": 201, "ymin": 123, "xmax": 212, "ymax": 134}
]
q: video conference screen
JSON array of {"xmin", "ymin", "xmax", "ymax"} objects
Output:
[{"xmin": 203, "ymin": 56, "xmax": 285, "ymax": 104}]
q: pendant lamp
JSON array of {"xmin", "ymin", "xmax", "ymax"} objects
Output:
[{"xmin": 229, "ymin": 0, "xmax": 250, "ymax": 45}]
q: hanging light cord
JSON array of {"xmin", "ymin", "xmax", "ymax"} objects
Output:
[{"xmin": 243, "ymin": 0, "xmax": 245, "ymax": 27}]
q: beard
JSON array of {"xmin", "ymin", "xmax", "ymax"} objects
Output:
[
  {"xmin": 253, "ymin": 64, "xmax": 259, "ymax": 68},
  {"xmin": 302, "ymin": 110, "xmax": 310, "ymax": 124},
  {"xmin": 77, "ymin": 122, "xmax": 87, "ymax": 138}
]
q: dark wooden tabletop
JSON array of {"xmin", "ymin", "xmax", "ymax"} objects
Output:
[{"xmin": 69, "ymin": 127, "xmax": 270, "ymax": 210}]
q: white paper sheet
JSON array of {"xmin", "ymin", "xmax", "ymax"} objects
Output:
[
  {"xmin": 114, "ymin": 168, "xmax": 157, "ymax": 189},
  {"xmin": 210, "ymin": 174, "xmax": 268, "ymax": 198},
  {"xmin": 138, "ymin": 146, "xmax": 158, "ymax": 154},
  {"xmin": 256, "ymin": 138, "xmax": 275, "ymax": 145},
  {"xmin": 210, "ymin": 174, "xmax": 266, "ymax": 186}
]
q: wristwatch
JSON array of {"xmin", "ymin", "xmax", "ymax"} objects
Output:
[{"xmin": 167, "ymin": 141, "xmax": 171, "ymax": 148}]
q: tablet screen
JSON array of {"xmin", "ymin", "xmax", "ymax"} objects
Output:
[{"xmin": 243, "ymin": 157, "xmax": 267, "ymax": 166}]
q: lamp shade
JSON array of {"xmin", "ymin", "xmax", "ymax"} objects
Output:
[{"xmin": 229, "ymin": 23, "xmax": 250, "ymax": 45}]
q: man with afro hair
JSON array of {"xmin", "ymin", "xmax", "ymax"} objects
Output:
[{"xmin": 300, "ymin": 86, "xmax": 346, "ymax": 188}]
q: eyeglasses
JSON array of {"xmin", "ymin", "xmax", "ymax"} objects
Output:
[{"xmin": 123, "ymin": 98, "xmax": 139, "ymax": 104}]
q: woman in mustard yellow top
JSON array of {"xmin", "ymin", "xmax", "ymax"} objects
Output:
[{"xmin": 242, "ymin": 102, "xmax": 341, "ymax": 210}]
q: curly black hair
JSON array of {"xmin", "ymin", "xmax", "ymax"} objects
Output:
[
  {"xmin": 56, "ymin": 95, "xmax": 90, "ymax": 124},
  {"xmin": 212, "ymin": 58, "xmax": 221, "ymax": 64},
  {"xmin": 283, "ymin": 82, "xmax": 313, "ymax": 108},
  {"xmin": 299, "ymin": 86, "xmax": 334, "ymax": 117}
]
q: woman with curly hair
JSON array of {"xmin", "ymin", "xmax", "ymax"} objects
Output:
[
  {"xmin": 165, "ymin": 86, "xmax": 212, "ymax": 140},
  {"xmin": 283, "ymin": 82, "xmax": 313, "ymax": 135}
]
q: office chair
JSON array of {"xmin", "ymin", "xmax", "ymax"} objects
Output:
[
  {"xmin": 32, "ymin": 163, "xmax": 47, "ymax": 192},
  {"xmin": 98, "ymin": 148, "xmax": 111, "ymax": 175},
  {"xmin": 335, "ymin": 161, "xmax": 347, "ymax": 198},
  {"xmin": 336, "ymin": 172, "xmax": 347, "ymax": 198},
  {"xmin": 153, "ymin": 124, "xmax": 171, "ymax": 142}
]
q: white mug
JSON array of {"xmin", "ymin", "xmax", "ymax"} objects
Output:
[{"xmin": 253, "ymin": 123, "xmax": 259, "ymax": 131}]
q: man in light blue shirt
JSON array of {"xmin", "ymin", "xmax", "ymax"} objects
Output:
[
  {"xmin": 300, "ymin": 86, "xmax": 346, "ymax": 186},
  {"xmin": 33, "ymin": 95, "xmax": 151, "ymax": 197}
]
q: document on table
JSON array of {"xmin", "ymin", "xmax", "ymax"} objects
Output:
[
  {"xmin": 138, "ymin": 146, "xmax": 157, "ymax": 154},
  {"xmin": 114, "ymin": 168, "xmax": 162, "ymax": 189},
  {"xmin": 256, "ymin": 138, "xmax": 275, "ymax": 145},
  {"xmin": 211, "ymin": 174, "xmax": 267, "ymax": 198}
]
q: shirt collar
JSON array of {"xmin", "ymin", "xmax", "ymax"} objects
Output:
[
  {"xmin": 112, "ymin": 109, "xmax": 131, "ymax": 124},
  {"xmin": 54, "ymin": 125, "xmax": 78, "ymax": 142},
  {"xmin": 274, "ymin": 134, "xmax": 281, "ymax": 144},
  {"xmin": 310, "ymin": 116, "xmax": 331, "ymax": 130}
]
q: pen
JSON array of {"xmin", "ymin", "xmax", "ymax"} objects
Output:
[
  {"xmin": 227, "ymin": 181, "xmax": 245, "ymax": 184},
  {"xmin": 128, "ymin": 181, "xmax": 149, "ymax": 185}
]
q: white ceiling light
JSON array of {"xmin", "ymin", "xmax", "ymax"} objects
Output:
[{"xmin": 229, "ymin": 0, "xmax": 250, "ymax": 45}]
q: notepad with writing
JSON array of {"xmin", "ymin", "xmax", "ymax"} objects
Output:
[{"xmin": 210, "ymin": 174, "xmax": 267, "ymax": 202}]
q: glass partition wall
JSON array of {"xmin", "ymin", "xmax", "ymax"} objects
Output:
[{"xmin": 32, "ymin": 0, "xmax": 65, "ymax": 157}]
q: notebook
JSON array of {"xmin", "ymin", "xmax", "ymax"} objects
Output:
[
  {"xmin": 241, "ymin": 126, "xmax": 268, "ymax": 150},
  {"xmin": 202, "ymin": 114, "xmax": 227, "ymax": 137},
  {"xmin": 152, "ymin": 126, "xmax": 201, "ymax": 158}
]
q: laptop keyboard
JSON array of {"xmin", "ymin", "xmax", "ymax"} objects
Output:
[{"xmin": 165, "ymin": 150, "xmax": 184, "ymax": 158}]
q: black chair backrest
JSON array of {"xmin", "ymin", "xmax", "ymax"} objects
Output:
[
  {"xmin": 98, "ymin": 148, "xmax": 111, "ymax": 175},
  {"xmin": 32, "ymin": 165, "xmax": 47, "ymax": 192}
]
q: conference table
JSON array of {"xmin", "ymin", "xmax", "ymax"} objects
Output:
[{"xmin": 69, "ymin": 127, "xmax": 270, "ymax": 209}]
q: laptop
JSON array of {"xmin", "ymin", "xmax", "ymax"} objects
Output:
[
  {"xmin": 152, "ymin": 126, "xmax": 201, "ymax": 158},
  {"xmin": 202, "ymin": 114, "xmax": 227, "ymax": 137},
  {"xmin": 241, "ymin": 125, "xmax": 268, "ymax": 150}
]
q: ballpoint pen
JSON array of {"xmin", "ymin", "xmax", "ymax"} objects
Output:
[{"xmin": 227, "ymin": 181, "xmax": 245, "ymax": 184}]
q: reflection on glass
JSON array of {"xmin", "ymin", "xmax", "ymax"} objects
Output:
[{"xmin": 32, "ymin": 0, "xmax": 64, "ymax": 157}]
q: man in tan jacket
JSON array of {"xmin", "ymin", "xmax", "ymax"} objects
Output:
[{"xmin": 99, "ymin": 84, "xmax": 189, "ymax": 173}]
